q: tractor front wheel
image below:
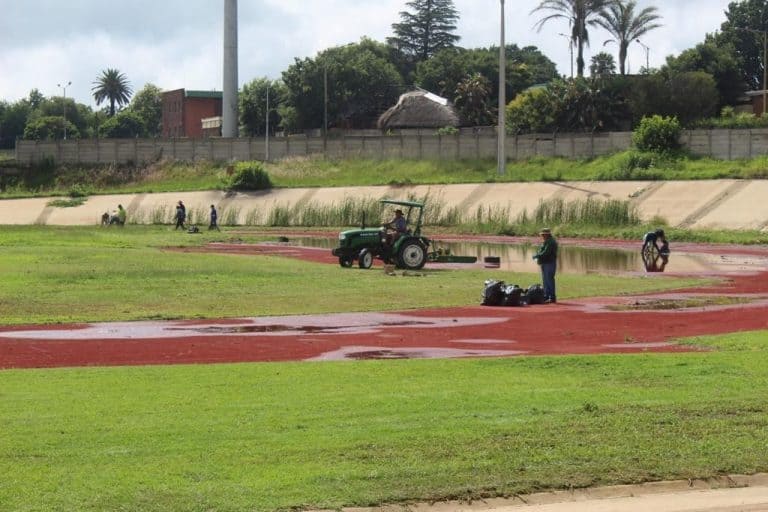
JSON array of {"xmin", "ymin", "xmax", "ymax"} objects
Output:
[
  {"xmin": 398, "ymin": 241, "xmax": 427, "ymax": 270},
  {"xmin": 339, "ymin": 255, "xmax": 353, "ymax": 268},
  {"xmin": 358, "ymin": 249, "xmax": 373, "ymax": 269}
]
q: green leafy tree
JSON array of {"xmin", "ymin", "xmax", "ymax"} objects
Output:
[
  {"xmin": 590, "ymin": 52, "xmax": 617, "ymax": 77},
  {"xmin": 23, "ymin": 116, "xmax": 80, "ymax": 140},
  {"xmin": 97, "ymin": 111, "xmax": 144, "ymax": 138},
  {"xmin": 27, "ymin": 96, "xmax": 93, "ymax": 137},
  {"xmin": 27, "ymin": 89, "xmax": 45, "ymax": 109},
  {"xmin": 387, "ymin": 0, "xmax": 460, "ymax": 62},
  {"xmin": 128, "ymin": 84, "xmax": 163, "ymax": 136},
  {"xmin": 0, "ymin": 100, "xmax": 31, "ymax": 148},
  {"xmin": 532, "ymin": 0, "xmax": 611, "ymax": 77},
  {"xmin": 663, "ymin": 38, "xmax": 745, "ymax": 109},
  {"xmin": 595, "ymin": 0, "xmax": 662, "ymax": 75},
  {"xmin": 718, "ymin": 0, "xmax": 768, "ymax": 90},
  {"xmin": 454, "ymin": 73, "xmax": 494, "ymax": 126},
  {"xmin": 240, "ymin": 78, "xmax": 284, "ymax": 136},
  {"xmin": 506, "ymin": 78, "xmax": 629, "ymax": 133},
  {"xmin": 625, "ymin": 71, "xmax": 719, "ymax": 125},
  {"xmin": 281, "ymin": 39, "xmax": 404, "ymax": 131},
  {"xmin": 415, "ymin": 45, "xmax": 556, "ymax": 103},
  {"xmin": 92, "ymin": 68, "xmax": 133, "ymax": 117}
]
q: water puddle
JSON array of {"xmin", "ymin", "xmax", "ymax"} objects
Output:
[
  {"xmin": 0, "ymin": 313, "xmax": 506, "ymax": 341},
  {"xmin": 289, "ymin": 237, "xmax": 761, "ymax": 274},
  {"xmin": 307, "ymin": 346, "xmax": 527, "ymax": 361},
  {"xmin": 607, "ymin": 296, "xmax": 756, "ymax": 311}
]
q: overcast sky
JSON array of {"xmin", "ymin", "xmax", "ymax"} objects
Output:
[{"xmin": 0, "ymin": 0, "xmax": 732, "ymax": 108}]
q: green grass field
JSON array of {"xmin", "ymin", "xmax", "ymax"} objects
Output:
[
  {"xmin": 2, "ymin": 331, "xmax": 768, "ymax": 511},
  {"xmin": 1, "ymin": 225, "xmax": 765, "ymax": 511},
  {"xmin": 0, "ymin": 226, "xmax": 707, "ymax": 325}
]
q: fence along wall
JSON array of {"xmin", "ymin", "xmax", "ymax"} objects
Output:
[{"xmin": 14, "ymin": 129, "xmax": 768, "ymax": 164}]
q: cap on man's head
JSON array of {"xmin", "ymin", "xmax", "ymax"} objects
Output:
[
  {"xmin": 539, "ymin": 228, "xmax": 552, "ymax": 235},
  {"xmin": 395, "ymin": 209, "xmax": 403, "ymax": 214}
]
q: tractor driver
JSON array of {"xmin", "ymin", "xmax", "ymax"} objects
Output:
[{"xmin": 383, "ymin": 208, "xmax": 408, "ymax": 245}]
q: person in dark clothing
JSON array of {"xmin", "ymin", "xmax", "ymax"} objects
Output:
[
  {"xmin": 532, "ymin": 228, "xmax": 558, "ymax": 304},
  {"xmin": 174, "ymin": 201, "xmax": 186, "ymax": 230},
  {"xmin": 209, "ymin": 204, "xmax": 220, "ymax": 231},
  {"xmin": 642, "ymin": 229, "xmax": 666, "ymax": 255}
]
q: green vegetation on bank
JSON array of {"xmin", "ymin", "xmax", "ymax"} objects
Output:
[
  {"xmin": 4, "ymin": 151, "xmax": 768, "ymax": 200},
  {"xmin": 0, "ymin": 226, "xmax": 706, "ymax": 325},
  {"xmin": 2, "ymin": 330, "xmax": 768, "ymax": 511}
]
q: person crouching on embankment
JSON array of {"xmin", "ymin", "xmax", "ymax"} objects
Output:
[{"xmin": 533, "ymin": 228, "xmax": 558, "ymax": 304}]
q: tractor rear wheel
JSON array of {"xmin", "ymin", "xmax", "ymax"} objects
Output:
[
  {"xmin": 358, "ymin": 249, "xmax": 373, "ymax": 269},
  {"xmin": 398, "ymin": 240, "xmax": 427, "ymax": 270}
]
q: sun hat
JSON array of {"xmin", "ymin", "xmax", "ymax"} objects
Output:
[{"xmin": 539, "ymin": 228, "xmax": 551, "ymax": 235}]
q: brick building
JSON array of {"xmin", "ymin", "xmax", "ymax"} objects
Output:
[{"xmin": 161, "ymin": 89, "xmax": 223, "ymax": 138}]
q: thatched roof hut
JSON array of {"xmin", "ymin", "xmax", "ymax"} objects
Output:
[{"xmin": 377, "ymin": 90, "xmax": 460, "ymax": 130}]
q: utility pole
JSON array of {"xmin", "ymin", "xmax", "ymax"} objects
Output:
[
  {"xmin": 636, "ymin": 39, "xmax": 650, "ymax": 73},
  {"xmin": 498, "ymin": 0, "xmax": 506, "ymax": 176},
  {"xmin": 57, "ymin": 81, "xmax": 71, "ymax": 140},
  {"xmin": 558, "ymin": 33, "xmax": 573, "ymax": 78},
  {"xmin": 265, "ymin": 83, "xmax": 270, "ymax": 161}
]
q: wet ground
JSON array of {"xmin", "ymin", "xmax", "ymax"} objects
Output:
[{"xmin": 2, "ymin": 236, "xmax": 768, "ymax": 369}]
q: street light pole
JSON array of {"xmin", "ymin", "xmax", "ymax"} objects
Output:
[
  {"xmin": 558, "ymin": 33, "xmax": 573, "ymax": 78},
  {"xmin": 323, "ymin": 65, "xmax": 328, "ymax": 138},
  {"xmin": 636, "ymin": 39, "xmax": 650, "ymax": 73},
  {"xmin": 57, "ymin": 81, "xmax": 71, "ymax": 140},
  {"xmin": 265, "ymin": 83, "xmax": 270, "ymax": 161},
  {"xmin": 498, "ymin": 0, "xmax": 506, "ymax": 176}
]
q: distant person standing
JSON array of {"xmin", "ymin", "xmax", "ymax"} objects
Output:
[
  {"xmin": 209, "ymin": 204, "xmax": 220, "ymax": 231},
  {"xmin": 532, "ymin": 228, "xmax": 558, "ymax": 304},
  {"xmin": 174, "ymin": 201, "xmax": 186, "ymax": 230}
]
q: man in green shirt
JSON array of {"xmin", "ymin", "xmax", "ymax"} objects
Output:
[
  {"xmin": 116, "ymin": 205, "xmax": 126, "ymax": 226},
  {"xmin": 532, "ymin": 228, "xmax": 558, "ymax": 304}
]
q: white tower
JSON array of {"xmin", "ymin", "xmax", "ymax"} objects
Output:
[{"xmin": 223, "ymin": 0, "xmax": 239, "ymax": 138}]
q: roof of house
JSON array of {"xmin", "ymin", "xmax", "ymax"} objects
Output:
[
  {"xmin": 185, "ymin": 90, "xmax": 223, "ymax": 99},
  {"xmin": 377, "ymin": 90, "xmax": 460, "ymax": 129}
]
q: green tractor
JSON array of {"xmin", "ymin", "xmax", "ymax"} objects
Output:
[{"xmin": 331, "ymin": 199, "xmax": 431, "ymax": 270}]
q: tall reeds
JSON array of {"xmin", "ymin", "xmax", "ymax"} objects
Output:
[{"xmin": 126, "ymin": 196, "xmax": 640, "ymax": 233}]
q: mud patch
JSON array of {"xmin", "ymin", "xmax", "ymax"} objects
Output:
[
  {"xmin": 307, "ymin": 346, "xmax": 528, "ymax": 361},
  {"xmin": 608, "ymin": 296, "xmax": 754, "ymax": 311}
]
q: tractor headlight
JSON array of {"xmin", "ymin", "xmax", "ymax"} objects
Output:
[{"xmin": 339, "ymin": 233, "xmax": 346, "ymax": 241}]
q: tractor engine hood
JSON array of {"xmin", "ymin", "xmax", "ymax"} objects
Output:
[{"xmin": 338, "ymin": 227, "xmax": 383, "ymax": 242}]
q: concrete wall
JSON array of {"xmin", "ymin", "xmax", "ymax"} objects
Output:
[
  {"xmin": 2, "ymin": 180, "xmax": 767, "ymax": 232},
  {"xmin": 14, "ymin": 129, "xmax": 768, "ymax": 165}
]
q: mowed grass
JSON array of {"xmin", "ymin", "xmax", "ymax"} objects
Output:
[
  {"xmin": 2, "ymin": 331, "xmax": 768, "ymax": 511},
  {"xmin": 0, "ymin": 225, "xmax": 707, "ymax": 325}
]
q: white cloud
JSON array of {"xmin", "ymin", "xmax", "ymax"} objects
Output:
[{"xmin": 0, "ymin": 0, "xmax": 733, "ymax": 107}]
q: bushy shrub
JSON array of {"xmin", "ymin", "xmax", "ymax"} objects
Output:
[
  {"xmin": 632, "ymin": 115, "xmax": 681, "ymax": 153},
  {"xmin": 229, "ymin": 162, "xmax": 272, "ymax": 191},
  {"xmin": 98, "ymin": 111, "xmax": 145, "ymax": 138},
  {"xmin": 23, "ymin": 116, "xmax": 80, "ymax": 140},
  {"xmin": 437, "ymin": 126, "xmax": 459, "ymax": 135}
]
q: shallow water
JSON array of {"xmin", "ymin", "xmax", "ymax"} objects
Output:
[{"xmin": 294, "ymin": 237, "xmax": 739, "ymax": 274}]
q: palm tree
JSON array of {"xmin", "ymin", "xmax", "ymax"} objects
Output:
[
  {"xmin": 595, "ymin": 0, "xmax": 662, "ymax": 75},
  {"xmin": 92, "ymin": 68, "xmax": 133, "ymax": 116},
  {"xmin": 532, "ymin": 0, "xmax": 611, "ymax": 77}
]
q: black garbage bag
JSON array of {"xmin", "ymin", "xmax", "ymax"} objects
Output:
[
  {"xmin": 481, "ymin": 280, "xmax": 505, "ymax": 306},
  {"xmin": 501, "ymin": 284, "xmax": 524, "ymax": 307},
  {"xmin": 524, "ymin": 284, "xmax": 546, "ymax": 305}
]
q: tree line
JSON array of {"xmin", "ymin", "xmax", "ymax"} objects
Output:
[{"xmin": 1, "ymin": 0, "xmax": 767, "ymax": 147}]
